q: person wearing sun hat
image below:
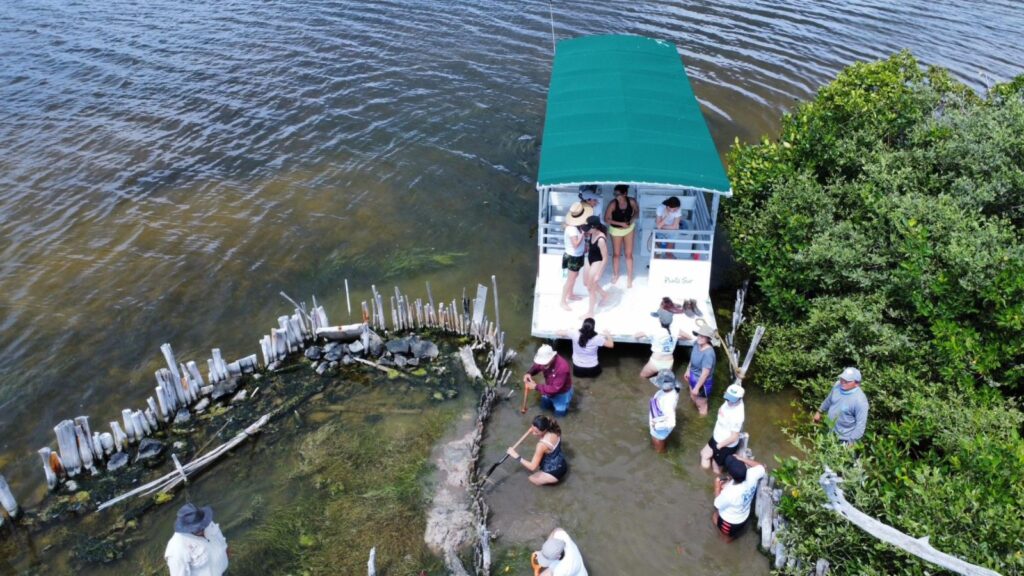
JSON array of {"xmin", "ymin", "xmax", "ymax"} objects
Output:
[
  {"xmin": 530, "ymin": 527, "xmax": 588, "ymax": 575},
  {"xmin": 701, "ymin": 383, "xmax": 746, "ymax": 473},
  {"xmin": 560, "ymin": 202, "xmax": 594, "ymax": 311},
  {"xmin": 648, "ymin": 369, "xmax": 680, "ymax": 453},
  {"xmin": 684, "ymin": 324, "xmax": 718, "ymax": 416},
  {"xmin": 165, "ymin": 502, "xmax": 229, "ymax": 576},
  {"xmin": 524, "ymin": 344, "xmax": 574, "ymax": 416},
  {"xmin": 814, "ymin": 366, "xmax": 869, "ymax": 444}
]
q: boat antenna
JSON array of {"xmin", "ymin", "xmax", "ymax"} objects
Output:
[{"xmin": 548, "ymin": 0, "xmax": 556, "ymax": 53}]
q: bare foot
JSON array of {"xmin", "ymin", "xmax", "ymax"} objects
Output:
[
  {"xmin": 569, "ymin": 295, "xmax": 584, "ymax": 301},
  {"xmin": 627, "ymin": 279, "xmax": 633, "ymax": 289},
  {"xmin": 611, "ymin": 275, "xmax": 620, "ymax": 285},
  {"xmin": 579, "ymin": 312, "xmax": 593, "ymax": 320},
  {"xmin": 560, "ymin": 302, "xmax": 572, "ymax": 311}
]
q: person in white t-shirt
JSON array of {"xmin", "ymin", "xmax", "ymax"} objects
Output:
[
  {"xmin": 531, "ymin": 527, "xmax": 588, "ymax": 576},
  {"xmin": 165, "ymin": 503, "xmax": 229, "ymax": 576},
  {"xmin": 648, "ymin": 370, "xmax": 679, "ymax": 453},
  {"xmin": 560, "ymin": 318, "xmax": 614, "ymax": 377},
  {"xmin": 712, "ymin": 455, "xmax": 766, "ymax": 541},
  {"xmin": 655, "ymin": 196, "xmax": 683, "ymax": 259},
  {"xmin": 701, "ymin": 384, "xmax": 746, "ymax": 474},
  {"xmin": 561, "ymin": 203, "xmax": 593, "ymax": 311}
]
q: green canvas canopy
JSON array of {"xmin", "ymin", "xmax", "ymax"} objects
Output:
[{"xmin": 537, "ymin": 35, "xmax": 731, "ymax": 195}]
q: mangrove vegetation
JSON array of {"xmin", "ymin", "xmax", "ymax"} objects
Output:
[{"xmin": 724, "ymin": 52, "xmax": 1024, "ymax": 574}]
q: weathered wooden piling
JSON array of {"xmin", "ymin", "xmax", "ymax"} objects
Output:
[
  {"xmin": 37, "ymin": 448, "xmax": 59, "ymax": 490},
  {"xmin": 0, "ymin": 474, "xmax": 19, "ymax": 522},
  {"xmin": 54, "ymin": 420, "xmax": 81, "ymax": 477}
]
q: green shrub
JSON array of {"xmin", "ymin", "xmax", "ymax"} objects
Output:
[{"xmin": 726, "ymin": 52, "xmax": 1024, "ymax": 573}]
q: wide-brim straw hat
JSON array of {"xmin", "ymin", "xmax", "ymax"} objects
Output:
[
  {"xmin": 565, "ymin": 202, "xmax": 593, "ymax": 227},
  {"xmin": 693, "ymin": 325, "xmax": 717, "ymax": 339}
]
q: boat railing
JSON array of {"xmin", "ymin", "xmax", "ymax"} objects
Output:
[
  {"xmin": 538, "ymin": 221, "xmax": 566, "ymax": 254},
  {"xmin": 651, "ymin": 228, "xmax": 713, "ymax": 261}
]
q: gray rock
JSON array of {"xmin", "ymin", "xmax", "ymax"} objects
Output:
[
  {"xmin": 200, "ymin": 385, "xmax": 214, "ymax": 396},
  {"xmin": 194, "ymin": 398, "xmax": 210, "ymax": 413},
  {"xmin": 324, "ymin": 342, "xmax": 340, "ymax": 353},
  {"xmin": 173, "ymin": 441, "xmax": 188, "ymax": 451},
  {"xmin": 386, "ymin": 338, "xmax": 411, "ymax": 355},
  {"xmin": 65, "ymin": 480, "xmax": 79, "ymax": 492},
  {"xmin": 366, "ymin": 330, "xmax": 384, "ymax": 357},
  {"xmin": 173, "ymin": 409, "xmax": 191, "ymax": 425},
  {"xmin": 348, "ymin": 340, "xmax": 365, "ymax": 356},
  {"xmin": 412, "ymin": 340, "xmax": 439, "ymax": 360},
  {"xmin": 267, "ymin": 361, "xmax": 281, "ymax": 371},
  {"xmin": 316, "ymin": 362, "xmax": 329, "ymax": 375},
  {"xmin": 230, "ymin": 390, "xmax": 247, "ymax": 404},
  {"xmin": 253, "ymin": 373, "xmax": 262, "ymax": 381},
  {"xmin": 106, "ymin": 452, "xmax": 129, "ymax": 472},
  {"xmin": 394, "ymin": 355, "xmax": 408, "ymax": 368},
  {"xmin": 305, "ymin": 346, "xmax": 323, "ymax": 361},
  {"xmin": 406, "ymin": 357, "xmax": 420, "ymax": 367},
  {"xmin": 341, "ymin": 354, "xmax": 354, "ymax": 365},
  {"xmin": 136, "ymin": 438, "xmax": 165, "ymax": 462},
  {"xmin": 324, "ymin": 346, "xmax": 344, "ymax": 362},
  {"xmin": 211, "ymin": 379, "xmax": 239, "ymax": 401},
  {"xmin": 328, "ymin": 361, "xmax": 338, "ymax": 370}
]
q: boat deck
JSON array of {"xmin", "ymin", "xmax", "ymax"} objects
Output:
[{"xmin": 531, "ymin": 253, "xmax": 717, "ymax": 345}]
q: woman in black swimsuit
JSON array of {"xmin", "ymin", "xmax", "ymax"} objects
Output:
[
  {"xmin": 604, "ymin": 184, "xmax": 639, "ymax": 288},
  {"xmin": 581, "ymin": 215, "xmax": 608, "ymax": 319},
  {"xmin": 506, "ymin": 415, "xmax": 567, "ymax": 486}
]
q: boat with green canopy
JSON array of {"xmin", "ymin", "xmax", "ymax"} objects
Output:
[{"xmin": 532, "ymin": 34, "xmax": 732, "ymax": 344}]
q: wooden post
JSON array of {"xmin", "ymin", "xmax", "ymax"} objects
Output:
[
  {"xmin": 367, "ymin": 546, "xmax": 376, "ymax": 576},
  {"xmin": 74, "ymin": 423, "xmax": 95, "ymax": 473},
  {"xmin": 491, "ymin": 275, "xmax": 500, "ymax": 330},
  {"xmin": 340, "ymin": 278, "xmax": 350, "ymax": 318},
  {"xmin": 54, "ymin": 420, "xmax": 81, "ymax": 477},
  {"xmin": 147, "ymin": 397, "xmax": 163, "ymax": 425},
  {"xmin": 38, "ymin": 447, "xmax": 58, "ymax": 490},
  {"xmin": 122, "ymin": 409, "xmax": 138, "ymax": 443},
  {"xmin": 0, "ymin": 474, "xmax": 19, "ymax": 521},
  {"xmin": 110, "ymin": 421, "xmax": 127, "ymax": 452}
]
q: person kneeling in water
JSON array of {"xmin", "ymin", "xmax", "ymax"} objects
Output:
[
  {"xmin": 506, "ymin": 415, "xmax": 567, "ymax": 486},
  {"xmin": 712, "ymin": 454, "xmax": 766, "ymax": 542}
]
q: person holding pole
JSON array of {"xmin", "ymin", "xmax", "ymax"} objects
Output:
[
  {"xmin": 524, "ymin": 345, "xmax": 574, "ymax": 416},
  {"xmin": 165, "ymin": 502, "xmax": 229, "ymax": 576},
  {"xmin": 506, "ymin": 415, "xmax": 568, "ymax": 486}
]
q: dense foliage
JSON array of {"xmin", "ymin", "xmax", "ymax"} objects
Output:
[{"xmin": 724, "ymin": 52, "xmax": 1024, "ymax": 574}]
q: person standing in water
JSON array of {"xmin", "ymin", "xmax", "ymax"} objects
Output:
[
  {"xmin": 685, "ymin": 325, "xmax": 717, "ymax": 416},
  {"xmin": 506, "ymin": 415, "xmax": 568, "ymax": 486},
  {"xmin": 561, "ymin": 317, "xmax": 614, "ymax": 378},
  {"xmin": 165, "ymin": 503, "xmax": 229, "ymax": 576},
  {"xmin": 604, "ymin": 184, "xmax": 638, "ymax": 287},
  {"xmin": 648, "ymin": 370, "xmax": 680, "ymax": 453}
]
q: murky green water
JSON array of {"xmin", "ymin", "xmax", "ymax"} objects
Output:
[{"xmin": 2, "ymin": 0, "xmax": 1023, "ymax": 573}]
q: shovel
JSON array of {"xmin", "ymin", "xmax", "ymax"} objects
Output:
[{"xmin": 482, "ymin": 427, "xmax": 534, "ymax": 481}]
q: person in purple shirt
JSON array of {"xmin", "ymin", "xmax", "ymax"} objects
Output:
[{"xmin": 524, "ymin": 344, "xmax": 574, "ymax": 416}]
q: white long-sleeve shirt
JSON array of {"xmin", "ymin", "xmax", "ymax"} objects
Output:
[{"xmin": 165, "ymin": 522, "xmax": 229, "ymax": 576}]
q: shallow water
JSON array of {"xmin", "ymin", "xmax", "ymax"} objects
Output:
[{"xmin": 1, "ymin": 0, "xmax": 1023, "ymax": 573}]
